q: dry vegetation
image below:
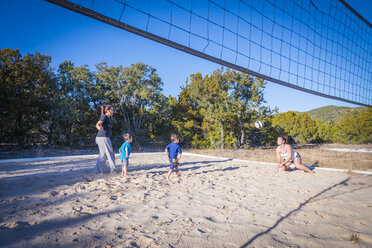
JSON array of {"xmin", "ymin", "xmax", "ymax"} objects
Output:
[{"xmin": 188, "ymin": 144, "xmax": 372, "ymax": 171}]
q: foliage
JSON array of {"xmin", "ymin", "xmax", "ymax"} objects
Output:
[
  {"xmin": 272, "ymin": 111, "xmax": 319, "ymax": 144},
  {"xmin": 95, "ymin": 62, "xmax": 165, "ymax": 146},
  {"xmin": 0, "ymin": 48, "xmax": 56, "ymax": 146},
  {"xmin": 273, "ymin": 107, "xmax": 371, "ymax": 144},
  {"xmin": 1, "ymin": 48, "xmax": 370, "ymax": 148},
  {"xmin": 49, "ymin": 61, "xmax": 98, "ymax": 146},
  {"xmin": 306, "ymin": 105, "xmax": 351, "ymax": 123},
  {"xmin": 173, "ymin": 68, "xmax": 274, "ymax": 148},
  {"xmin": 332, "ymin": 108, "xmax": 372, "ymax": 144}
]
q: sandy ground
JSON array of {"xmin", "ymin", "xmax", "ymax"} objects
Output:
[{"xmin": 0, "ymin": 153, "xmax": 371, "ymax": 248}]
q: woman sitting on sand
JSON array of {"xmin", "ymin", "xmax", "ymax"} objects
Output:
[{"xmin": 276, "ymin": 136, "xmax": 315, "ymax": 174}]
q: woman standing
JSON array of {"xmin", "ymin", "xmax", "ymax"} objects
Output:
[
  {"xmin": 276, "ymin": 136, "xmax": 315, "ymax": 174},
  {"xmin": 94, "ymin": 105, "xmax": 119, "ymax": 173}
]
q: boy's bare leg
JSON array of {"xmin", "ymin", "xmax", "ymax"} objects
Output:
[
  {"xmin": 166, "ymin": 169, "xmax": 172, "ymax": 180},
  {"xmin": 175, "ymin": 166, "xmax": 181, "ymax": 176},
  {"xmin": 121, "ymin": 165, "xmax": 131, "ymax": 178}
]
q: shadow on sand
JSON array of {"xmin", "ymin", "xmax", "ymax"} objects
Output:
[{"xmin": 240, "ymin": 177, "xmax": 357, "ymax": 247}]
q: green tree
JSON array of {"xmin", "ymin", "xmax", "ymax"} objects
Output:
[
  {"xmin": 225, "ymin": 70, "xmax": 269, "ymax": 147},
  {"xmin": 317, "ymin": 121, "xmax": 335, "ymax": 143},
  {"xmin": 50, "ymin": 61, "xmax": 96, "ymax": 146},
  {"xmin": 332, "ymin": 108, "xmax": 372, "ymax": 144},
  {"xmin": 0, "ymin": 48, "xmax": 55, "ymax": 146},
  {"xmin": 148, "ymin": 95, "xmax": 178, "ymax": 141},
  {"xmin": 272, "ymin": 111, "xmax": 319, "ymax": 143},
  {"xmin": 174, "ymin": 69, "xmax": 270, "ymax": 149},
  {"xmin": 172, "ymin": 76, "xmax": 205, "ymax": 147},
  {"xmin": 95, "ymin": 62, "xmax": 164, "ymax": 145}
]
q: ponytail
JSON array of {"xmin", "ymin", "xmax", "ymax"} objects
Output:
[
  {"xmin": 279, "ymin": 135, "xmax": 288, "ymax": 144},
  {"xmin": 100, "ymin": 105, "xmax": 113, "ymax": 116}
]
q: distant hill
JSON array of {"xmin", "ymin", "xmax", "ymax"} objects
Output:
[{"xmin": 305, "ymin": 105, "xmax": 363, "ymax": 123}]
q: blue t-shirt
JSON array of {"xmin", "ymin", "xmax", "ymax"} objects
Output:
[
  {"xmin": 96, "ymin": 115, "xmax": 112, "ymax": 137},
  {"xmin": 119, "ymin": 142, "xmax": 131, "ymax": 160},
  {"xmin": 166, "ymin": 143, "xmax": 182, "ymax": 159}
]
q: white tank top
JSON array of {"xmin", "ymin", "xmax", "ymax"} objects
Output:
[{"xmin": 279, "ymin": 144, "xmax": 296, "ymax": 160}]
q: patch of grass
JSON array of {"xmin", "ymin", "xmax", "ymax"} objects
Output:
[
  {"xmin": 158, "ymin": 221, "xmax": 170, "ymax": 226},
  {"xmin": 350, "ymin": 233, "xmax": 360, "ymax": 243}
]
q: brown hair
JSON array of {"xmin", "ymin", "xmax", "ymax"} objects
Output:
[
  {"xmin": 100, "ymin": 105, "xmax": 113, "ymax": 116},
  {"xmin": 123, "ymin": 133, "xmax": 132, "ymax": 141},
  {"xmin": 278, "ymin": 135, "xmax": 288, "ymax": 144},
  {"xmin": 170, "ymin": 134, "xmax": 179, "ymax": 142}
]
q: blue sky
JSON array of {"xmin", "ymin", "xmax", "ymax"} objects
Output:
[{"xmin": 0, "ymin": 0, "xmax": 370, "ymax": 112}]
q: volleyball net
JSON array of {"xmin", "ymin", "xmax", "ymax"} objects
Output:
[{"xmin": 46, "ymin": 0, "xmax": 371, "ymax": 107}]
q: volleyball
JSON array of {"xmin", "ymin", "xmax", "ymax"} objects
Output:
[{"xmin": 254, "ymin": 120, "xmax": 264, "ymax": 129}]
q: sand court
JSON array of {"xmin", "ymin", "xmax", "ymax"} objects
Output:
[{"xmin": 0, "ymin": 153, "xmax": 371, "ymax": 247}]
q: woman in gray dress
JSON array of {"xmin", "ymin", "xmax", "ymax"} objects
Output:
[{"xmin": 94, "ymin": 105, "xmax": 119, "ymax": 173}]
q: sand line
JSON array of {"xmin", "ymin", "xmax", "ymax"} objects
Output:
[
  {"xmin": 0, "ymin": 152, "xmax": 371, "ymax": 175},
  {"xmin": 321, "ymin": 148, "xmax": 372, "ymax": 153},
  {"xmin": 0, "ymin": 152, "xmax": 164, "ymax": 164}
]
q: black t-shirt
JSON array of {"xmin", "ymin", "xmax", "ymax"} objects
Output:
[{"xmin": 96, "ymin": 115, "xmax": 112, "ymax": 137}]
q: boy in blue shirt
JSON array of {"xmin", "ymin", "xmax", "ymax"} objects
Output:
[
  {"xmin": 119, "ymin": 133, "xmax": 132, "ymax": 178},
  {"xmin": 165, "ymin": 134, "xmax": 182, "ymax": 180}
]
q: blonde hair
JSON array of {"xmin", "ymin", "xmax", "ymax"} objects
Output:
[{"xmin": 123, "ymin": 133, "xmax": 132, "ymax": 141}]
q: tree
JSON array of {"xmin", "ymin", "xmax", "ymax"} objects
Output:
[
  {"xmin": 174, "ymin": 68, "xmax": 270, "ymax": 149},
  {"xmin": 0, "ymin": 48, "xmax": 55, "ymax": 146},
  {"xmin": 172, "ymin": 76, "xmax": 205, "ymax": 148},
  {"xmin": 332, "ymin": 108, "xmax": 372, "ymax": 144},
  {"xmin": 317, "ymin": 121, "xmax": 335, "ymax": 143},
  {"xmin": 224, "ymin": 70, "xmax": 269, "ymax": 147},
  {"xmin": 50, "ymin": 61, "xmax": 96, "ymax": 146},
  {"xmin": 147, "ymin": 95, "xmax": 178, "ymax": 141},
  {"xmin": 95, "ymin": 62, "xmax": 164, "ymax": 145},
  {"xmin": 272, "ymin": 111, "xmax": 319, "ymax": 144}
]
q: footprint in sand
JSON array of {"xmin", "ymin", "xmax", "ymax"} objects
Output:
[
  {"xmin": 50, "ymin": 191, "xmax": 59, "ymax": 197},
  {"xmin": 110, "ymin": 195, "xmax": 118, "ymax": 201},
  {"xmin": 0, "ymin": 221, "xmax": 31, "ymax": 230},
  {"xmin": 72, "ymin": 212, "xmax": 92, "ymax": 218}
]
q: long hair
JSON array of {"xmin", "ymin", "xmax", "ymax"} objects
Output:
[{"xmin": 100, "ymin": 105, "xmax": 113, "ymax": 116}]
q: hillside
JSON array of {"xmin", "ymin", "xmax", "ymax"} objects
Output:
[{"xmin": 305, "ymin": 105, "xmax": 361, "ymax": 123}]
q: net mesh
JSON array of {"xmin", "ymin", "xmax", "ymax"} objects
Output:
[{"xmin": 47, "ymin": 0, "xmax": 371, "ymax": 106}]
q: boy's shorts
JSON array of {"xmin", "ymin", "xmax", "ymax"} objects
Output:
[
  {"xmin": 121, "ymin": 159, "xmax": 129, "ymax": 167},
  {"xmin": 169, "ymin": 158, "xmax": 178, "ymax": 170}
]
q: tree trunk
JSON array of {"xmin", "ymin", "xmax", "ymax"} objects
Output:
[
  {"xmin": 48, "ymin": 121, "xmax": 54, "ymax": 147},
  {"xmin": 240, "ymin": 128, "xmax": 245, "ymax": 147},
  {"xmin": 220, "ymin": 124, "xmax": 224, "ymax": 150}
]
